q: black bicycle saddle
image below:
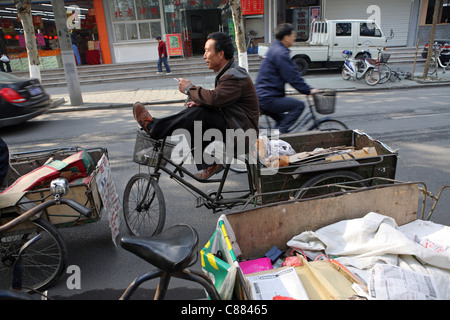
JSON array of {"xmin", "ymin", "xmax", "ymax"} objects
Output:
[{"xmin": 120, "ymin": 224, "xmax": 199, "ymax": 273}]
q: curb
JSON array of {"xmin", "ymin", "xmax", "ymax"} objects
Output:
[
  {"xmin": 47, "ymin": 98, "xmax": 187, "ymax": 113},
  {"xmin": 47, "ymin": 79, "xmax": 450, "ymax": 114}
]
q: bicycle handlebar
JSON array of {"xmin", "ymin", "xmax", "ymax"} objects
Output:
[{"xmin": 0, "ymin": 198, "xmax": 92, "ymax": 233}]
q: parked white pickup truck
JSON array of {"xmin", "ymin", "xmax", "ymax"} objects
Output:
[{"xmin": 258, "ymin": 20, "xmax": 388, "ymax": 75}]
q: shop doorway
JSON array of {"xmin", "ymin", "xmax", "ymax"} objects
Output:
[{"xmin": 185, "ymin": 9, "xmax": 221, "ymax": 55}]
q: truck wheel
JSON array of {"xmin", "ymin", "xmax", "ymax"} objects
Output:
[{"xmin": 293, "ymin": 57, "xmax": 308, "ymax": 75}]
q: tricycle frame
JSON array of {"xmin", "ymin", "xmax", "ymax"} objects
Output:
[{"xmin": 144, "ymin": 137, "xmax": 257, "ymax": 211}]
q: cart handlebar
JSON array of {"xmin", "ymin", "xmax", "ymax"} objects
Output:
[{"xmin": 0, "ymin": 179, "xmax": 92, "ymax": 233}]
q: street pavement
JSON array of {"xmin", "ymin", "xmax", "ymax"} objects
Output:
[{"xmin": 46, "ymin": 61, "xmax": 450, "ymax": 113}]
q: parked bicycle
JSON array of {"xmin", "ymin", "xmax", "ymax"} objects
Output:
[
  {"xmin": 427, "ymin": 42, "xmax": 450, "ymax": 75},
  {"xmin": 259, "ymin": 89, "xmax": 348, "ymax": 133},
  {"xmin": 368, "ymin": 48, "xmax": 392, "ymax": 84},
  {"xmin": 341, "ymin": 50, "xmax": 380, "ymax": 85},
  {"xmin": 389, "ymin": 68, "xmax": 412, "ymax": 82}
]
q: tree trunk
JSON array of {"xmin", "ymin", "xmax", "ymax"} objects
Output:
[
  {"xmin": 229, "ymin": 0, "xmax": 249, "ymax": 71},
  {"xmin": 422, "ymin": 0, "xmax": 442, "ymax": 78},
  {"xmin": 14, "ymin": 0, "xmax": 41, "ymax": 80}
]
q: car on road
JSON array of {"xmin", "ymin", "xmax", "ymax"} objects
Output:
[{"xmin": 0, "ymin": 72, "xmax": 51, "ymax": 128}]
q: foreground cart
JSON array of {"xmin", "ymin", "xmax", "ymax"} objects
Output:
[
  {"xmin": 202, "ymin": 181, "xmax": 450, "ymax": 300},
  {"xmin": 0, "ymin": 147, "xmax": 119, "ymax": 292}
]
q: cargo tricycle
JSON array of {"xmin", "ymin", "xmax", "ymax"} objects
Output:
[
  {"xmin": 0, "ymin": 146, "xmax": 120, "ymax": 292},
  {"xmin": 124, "ymin": 128, "xmax": 398, "ymax": 235}
]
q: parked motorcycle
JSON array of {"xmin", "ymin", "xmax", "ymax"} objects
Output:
[{"xmin": 341, "ymin": 50, "xmax": 380, "ymax": 86}]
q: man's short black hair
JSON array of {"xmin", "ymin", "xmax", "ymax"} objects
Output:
[
  {"xmin": 275, "ymin": 23, "xmax": 294, "ymax": 41},
  {"xmin": 207, "ymin": 32, "xmax": 235, "ymax": 60},
  {"xmin": 156, "ymin": 36, "xmax": 161, "ymax": 40}
]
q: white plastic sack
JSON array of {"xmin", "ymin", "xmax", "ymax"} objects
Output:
[
  {"xmin": 287, "ymin": 212, "xmax": 450, "ymax": 299},
  {"xmin": 0, "ymin": 54, "xmax": 9, "ymax": 63},
  {"xmin": 257, "ymin": 135, "xmax": 295, "ymax": 158}
]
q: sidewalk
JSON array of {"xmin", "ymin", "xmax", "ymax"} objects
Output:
[{"xmin": 47, "ymin": 63, "xmax": 450, "ymax": 113}]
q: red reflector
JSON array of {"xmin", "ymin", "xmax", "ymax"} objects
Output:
[{"xmin": 0, "ymin": 88, "xmax": 27, "ymax": 103}]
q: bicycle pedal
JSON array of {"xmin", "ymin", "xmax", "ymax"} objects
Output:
[{"xmin": 195, "ymin": 197, "xmax": 205, "ymax": 208}]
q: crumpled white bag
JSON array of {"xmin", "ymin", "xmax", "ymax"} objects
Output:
[
  {"xmin": 258, "ymin": 135, "xmax": 295, "ymax": 158},
  {"xmin": 287, "ymin": 212, "xmax": 450, "ymax": 270},
  {"xmin": 286, "ymin": 212, "xmax": 450, "ymax": 299}
]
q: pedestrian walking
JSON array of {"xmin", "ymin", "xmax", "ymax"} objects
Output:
[
  {"xmin": 156, "ymin": 36, "xmax": 171, "ymax": 74},
  {"xmin": 0, "ymin": 29, "xmax": 12, "ymax": 73},
  {"xmin": 70, "ymin": 30, "xmax": 81, "ymax": 66}
]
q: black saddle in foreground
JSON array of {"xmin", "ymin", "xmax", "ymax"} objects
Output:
[{"xmin": 120, "ymin": 224, "xmax": 199, "ymax": 273}]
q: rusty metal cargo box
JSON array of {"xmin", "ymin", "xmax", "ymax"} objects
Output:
[{"xmin": 256, "ymin": 130, "xmax": 398, "ymax": 203}]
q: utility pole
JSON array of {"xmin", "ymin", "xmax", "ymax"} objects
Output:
[
  {"xmin": 51, "ymin": 0, "xmax": 83, "ymax": 106},
  {"xmin": 422, "ymin": 0, "xmax": 442, "ymax": 78}
]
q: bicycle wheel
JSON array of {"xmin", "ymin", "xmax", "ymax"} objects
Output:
[
  {"xmin": 428, "ymin": 59, "xmax": 437, "ymax": 75},
  {"xmin": 123, "ymin": 173, "xmax": 165, "ymax": 237},
  {"xmin": 313, "ymin": 119, "xmax": 348, "ymax": 131},
  {"xmin": 389, "ymin": 71, "xmax": 399, "ymax": 82},
  {"xmin": 295, "ymin": 170, "xmax": 368, "ymax": 199},
  {"xmin": 0, "ymin": 217, "xmax": 67, "ymax": 292},
  {"xmin": 365, "ymin": 69, "xmax": 380, "ymax": 85},
  {"xmin": 378, "ymin": 64, "xmax": 391, "ymax": 84}
]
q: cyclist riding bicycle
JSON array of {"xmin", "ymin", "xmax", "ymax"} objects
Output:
[{"xmin": 255, "ymin": 23, "xmax": 319, "ymax": 133}]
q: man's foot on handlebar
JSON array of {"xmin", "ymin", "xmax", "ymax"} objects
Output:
[
  {"xmin": 194, "ymin": 164, "xmax": 224, "ymax": 180},
  {"xmin": 133, "ymin": 102, "xmax": 154, "ymax": 135}
]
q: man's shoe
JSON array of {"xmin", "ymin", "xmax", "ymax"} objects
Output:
[
  {"xmin": 166, "ymin": 72, "xmax": 172, "ymax": 74},
  {"xmin": 194, "ymin": 164, "xmax": 224, "ymax": 180},
  {"xmin": 133, "ymin": 102, "xmax": 153, "ymax": 134},
  {"xmin": 156, "ymin": 72, "xmax": 162, "ymax": 75}
]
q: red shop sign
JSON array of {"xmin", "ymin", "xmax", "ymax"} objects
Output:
[{"xmin": 242, "ymin": 0, "xmax": 264, "ymax": 15}]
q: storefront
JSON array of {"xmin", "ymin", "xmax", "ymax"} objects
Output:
[
  {"xmin": 265, "ymin": 0, "xmax": 423, "ymax": 47},
  {"xmin": 0, "ymin": 0, "xmax": 105, "ymax": 71},
  {"xmin": 279, "ymin": 0, "xmax": 323, "ymax": 42},
  {"xmin": 418, "ymin": 0, "xmax": 450, "ymax": 44},
  {"xmin": 104, "ymin": 0, "xmax": 264, "ymax": 62},
  {"xmin": 323, "ymin": 0, "xmax": 418, "ymax": 47},
  {"xmin": 1, "ymin": 0, "xmax": 434, "ymax": 71},
  {"xmin": 0, "ymin": 0, "xmax": 266, "ymax": 68}
]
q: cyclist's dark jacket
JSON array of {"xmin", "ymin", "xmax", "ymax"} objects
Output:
[
  {"xmin": 186, "ymin": 58, "xmax": 259, "ymax": 132},
  {"xmin": 255, "ymin": 40, "xmax": 311, "ymax": 99}
]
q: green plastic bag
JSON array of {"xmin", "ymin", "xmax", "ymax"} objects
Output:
[{"xmin": 201, "ymin": 218, "xmax": 238, "ymax": 300}]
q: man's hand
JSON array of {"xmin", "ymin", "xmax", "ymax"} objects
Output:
[
  {"xmin": 178, "ymin": 78, "xmax": 192, "ymax": 94},
  {"xmin": 185, "ymin": 100, "xmax": 200, "ymax": 109},
  {"xmin": 310, "ymin": 88, "xmax": 320, "ymax": 95}
]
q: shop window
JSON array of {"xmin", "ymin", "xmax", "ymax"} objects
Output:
[
  {"xmin": 360, "ymin": 22, "xmax": 382, "ymax": 37},
  {"xmin": 111, "ymin": 0, "xmax": 161, "ymax": 41},
  {"xmin": 426, "ymin": 0, "xmax": 450, "ymax": 24},
  {"xmin": 336, "ymin": 23, "xmax": 351, "ymax": 37}
]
